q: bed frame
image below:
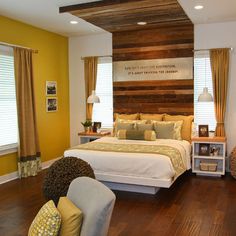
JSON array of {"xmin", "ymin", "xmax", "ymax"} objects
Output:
[{"xmin": 95, "ymin": 172, "xmax": 174, "ymax": 194}]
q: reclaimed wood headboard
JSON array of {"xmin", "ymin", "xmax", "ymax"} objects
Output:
[{"xmin": 113, "ymin": 79, "xmax": 193, "ymax": 116}]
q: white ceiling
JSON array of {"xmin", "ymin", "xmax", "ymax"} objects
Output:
[
  {"xmin": 0, "ymin": 0, "xmax": 236, "ymax": 37},
  {"xmin": 178, "ymin": 0, "xmax": 236, "ymax": 24},
  {"xmin": 0, "ymin": 0, "xmax": 105, "ymax": 37}
]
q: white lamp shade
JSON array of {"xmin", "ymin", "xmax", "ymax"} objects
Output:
[
  {"xmin": 87, "ymin": 90, "xmax": 100, "ymax": 103},
  {"xmin": 198, "ymin": 87, "xmax": 213, "ymax": 102}
]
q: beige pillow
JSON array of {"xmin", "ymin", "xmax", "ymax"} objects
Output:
[
  {"xmin": 57, "ymin": 197, "xmax": 83, "ymax": 236},
  {"xmin": 28, "ymin": 200, "xmax": 61, "ymax": 236},
  {"xmin": 117, "ymin": 130, "xmax": 156, "ymax": 141},
  {"xmin": 163, "ymin": 114, "xmax": 194, "ymax": 141},
  {"xmin": 153, "ymin": 121, "xmax": 183, "ymax": 140},
  {"xmin": 154, "ymin": 122, "xmax": 175, "ymax": 139},
  {"xmin": 113, "ymin": 119, "xmax": 146, "ymax": 136},
  {"xmin": 140, "ymin": 113, "xmax": 164, "ymax": 121},
  {"xmin": 114, "ymin": 113, "xmax": 139, "ymax": 120}
]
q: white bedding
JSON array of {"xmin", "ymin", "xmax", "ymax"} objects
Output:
[{"xmin": 64, "ymin": 137, "xmax": 191, "ymax": 181}]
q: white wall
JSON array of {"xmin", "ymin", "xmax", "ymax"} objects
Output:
[
  {"xmin": 195, "ymin": 21, "xmax": 236, "ymax": 156},
  {"xmin": 69, "ymin": 33, "xmax": 112, "ymax": 146}
]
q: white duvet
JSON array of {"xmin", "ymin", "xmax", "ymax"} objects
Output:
[{"xmin": 64, "ymin": 137, "xmax": 191, "ymax": 180}]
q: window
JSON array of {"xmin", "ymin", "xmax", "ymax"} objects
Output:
[
  {"xmin": 92, "ymin": 57, "xmax": 113, "ymax": 128},
  {"xmin": 194, "ymin": 52, "xmax": 216, "ymax": 131},
  {"xmin": 0, "ymin": 46, "xmax": 18, "ymax": 153}
]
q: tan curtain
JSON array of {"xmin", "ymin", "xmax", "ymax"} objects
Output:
[
  {"xmin": 210, "ymin": 48, "xmax": 229, "ymax": 137},
  {"xmin": 84, "ymin": 57, "xmax": 98, "ymax": 120},
  {"xmin": 14, "ymin": 48, "xmax": 41, "ymax": 178}
]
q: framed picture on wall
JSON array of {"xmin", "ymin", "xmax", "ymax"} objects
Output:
[
  {"xmin": 46, "ymin": 97, "xmax": 58, "ymax": 112},
  {"xmin": 198, "ymin": 125, "xmax": 209, "ymax": 137},
  {"xmin": 46, "ymin": 81, "xmax": 57, "ymax": 96}
]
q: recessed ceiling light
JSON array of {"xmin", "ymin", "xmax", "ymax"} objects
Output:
[
  {"xmin": 194, "ymin": 5, "xmax": 204, "ymax": 10},
  {"xmin": 137, "ymin": 22, "xmax": 147, "ymax": 26},
  {"xmin": 70, "ymin": 20, "xmax": 78, "ymax": 24}
]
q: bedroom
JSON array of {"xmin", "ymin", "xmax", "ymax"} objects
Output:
[{"xmin": 0, "ymin": 0, "xmax": 236, "ymax": 235}]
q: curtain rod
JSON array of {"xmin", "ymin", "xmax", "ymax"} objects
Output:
[
  {"xmin": 193, "ymin": 47, "xmax": 233, "ymax": 52},
  {"xmin": 0, "ymin": 41, "xmax": 38, "ymax": 53},
  {"xmin": 81, "ymin": 55, "xmax": 112, "ymax": 60}
]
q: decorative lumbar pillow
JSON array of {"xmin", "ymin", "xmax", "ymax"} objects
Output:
[
  {"xmin": 140, "ymin": 113, "xmax": 164, "ymax": 121},
  {"xmin": 114, "ymin": 113, "xmax": 139, "ymax": 120},
  {"xmin": 117, "ymin": 130, "xmax": 156, "ymax": 141},
  {"xmin": 163, "ymin": 114, "xmax": 194, "ymax": 141},
  {"xmin": 28, "ymin": 200, "xmax": 61, "ymax": 236},
  {"xmin": 57, "ymin": 197, "xmax": 83, "ymax": 236},
  {"xmin": 154, "ymin": 122, "xmax": 175, "ymax": 139},
  {"xmin": 136, "ymin": 123, "xmax": 154, "ymax": 131},
  {"xmin": 153, "ymin": 120, "xmax": 183, "ymax": 140}
]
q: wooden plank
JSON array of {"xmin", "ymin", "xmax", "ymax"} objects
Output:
[
  {"xmin": 113, "ymin": 49, "xmax": 193, "ymax": 61},
  {"xmin": 113, "ymin": 97, "xmax": 194, "ymax": 104},
  {"xmin": 113, "ymin": 79, "xmax": 193, "ymax": 87},
  {"xmin": 113, "ymin": 43, "xmax": 193, "ymax": 54},
  {"xmin": 113, "ymin": 89, "xmax": 193, "ymax": 96}
]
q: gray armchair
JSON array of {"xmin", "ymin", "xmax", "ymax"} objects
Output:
[{"xmin": 67, "ymin": 177, "xmax": 116, "ymax": 236}]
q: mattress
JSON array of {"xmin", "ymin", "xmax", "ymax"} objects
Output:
[{"xmin": 64, "ymin": 137, "xmax": 191, "ymax": 181}]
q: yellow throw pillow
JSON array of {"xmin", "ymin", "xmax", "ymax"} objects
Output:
[
  {"xmin": 57, "ymin": 197, "xmax": 83, "ymax": 236},
  {"xmin": 114, "ymin": 113, "xmax": 139, "ymax": 120},
  {"xmin": 28, "ymin": 200, "xmax": 61, "ymax": 236},
  {"xmin": 140, "ymin": 113, "xmax": 164, "ymax": 121},
  {"xmin": 163, "ymin": 114, "xmax": 194, "ymax": 141}
]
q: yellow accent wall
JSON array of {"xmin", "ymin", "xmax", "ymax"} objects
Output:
[{"xmin": 0, "ymin": 15, "xmax": 70, "ymax": 176}]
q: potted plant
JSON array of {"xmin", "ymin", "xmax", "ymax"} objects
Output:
[{"xmin": 81, "ymin": 120, "xmax": 92, "ymax": 133}]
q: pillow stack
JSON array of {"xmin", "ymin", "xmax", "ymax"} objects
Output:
[{"xmin": 113, "ymin": 113, "xmax": 194, "ymax": 142}]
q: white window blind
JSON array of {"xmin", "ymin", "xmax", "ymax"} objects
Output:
[
  {"xmin": 92, "ymin": 57, "xmax": 113, "ymax": 128},
  {"xmin": 194, "ymin": 52, "xmax": 216, "ymax": 131},
  {"xmin": 0, "ymin": 46, "xmax": 18, "ymax": 151}
]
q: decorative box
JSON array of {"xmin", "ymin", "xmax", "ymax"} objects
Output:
[{"xmin": 200, "ymin": 161, "xmax": 217, "ymax": 172}]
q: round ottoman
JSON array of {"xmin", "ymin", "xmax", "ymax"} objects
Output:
[
  {"xmin": 230, "ymin": 147, "xmax": 236, "ymax": 179},
  {"xmin": 43, "ymin": 156, "xmax": 95, "ymax": 205}
]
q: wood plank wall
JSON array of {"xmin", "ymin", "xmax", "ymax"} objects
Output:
[
  {"xmin": 113, "ymin": 79, "xmax": 194, "ymax": 115},
  {"xmin": 113, "ymin": 23, "xmax": 194, "ymax": 62},
  {"xmin": 113, "ymin": 23, "xmax": 194, "ymax": 116}
]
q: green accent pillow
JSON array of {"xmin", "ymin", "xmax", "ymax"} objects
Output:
[
  {"xmin": 117, "ymin": 130, "xmax": 156, "ymax": 141},
  {"xmin": 154, "ymin": 122, "xmax": 175, "ymax": 139},
  {"xmin": 28, "ymin": 200, "xmax": 61, "ymax": 236},
  {"xmin": 136, "ymin": 123, "xmax": 153, "ymax": 131}
]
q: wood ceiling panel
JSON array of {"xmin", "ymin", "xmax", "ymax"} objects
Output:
[{"xmin": 59, "ymin": 0, "xmax": 192, "ymax": 33}]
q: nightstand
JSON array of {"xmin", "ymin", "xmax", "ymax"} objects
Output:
[
  {"xmin": 78, "ymin": 132, "xmax": 111, "ymax": 144},
  {"xmin": 191, "ymin": 136, "xmax": 226, "ymax": 176}
]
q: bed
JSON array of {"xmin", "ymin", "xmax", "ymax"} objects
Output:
[{"xmin": 64, "ymin": 136, "xmax": 191, "ymax": 194}]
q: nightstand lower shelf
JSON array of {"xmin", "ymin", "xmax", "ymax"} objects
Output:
[{"xmin": 192, "ymin": 167, "xmax": 224, "ymax": 176}]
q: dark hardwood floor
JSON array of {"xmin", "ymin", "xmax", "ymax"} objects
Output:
[{"xmin": 0, "ymin": 171, "xmax": 236, "ymax": 236}]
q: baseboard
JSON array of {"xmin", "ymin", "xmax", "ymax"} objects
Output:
[
  {"xmin": 0, "ymin": 156, "xmax": 62, "ymax": 185},
  {"xmin": 41, "ymin": 156, "xmax": 62, "ymax": 170},
  {"xmin": 0, "ymin": 171, "xmax": 18, "ymax": 185}
]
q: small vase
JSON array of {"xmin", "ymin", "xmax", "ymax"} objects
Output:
[{"xmin": 84, "ymin": 126, "xmax": 92, "ymax": 133}]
